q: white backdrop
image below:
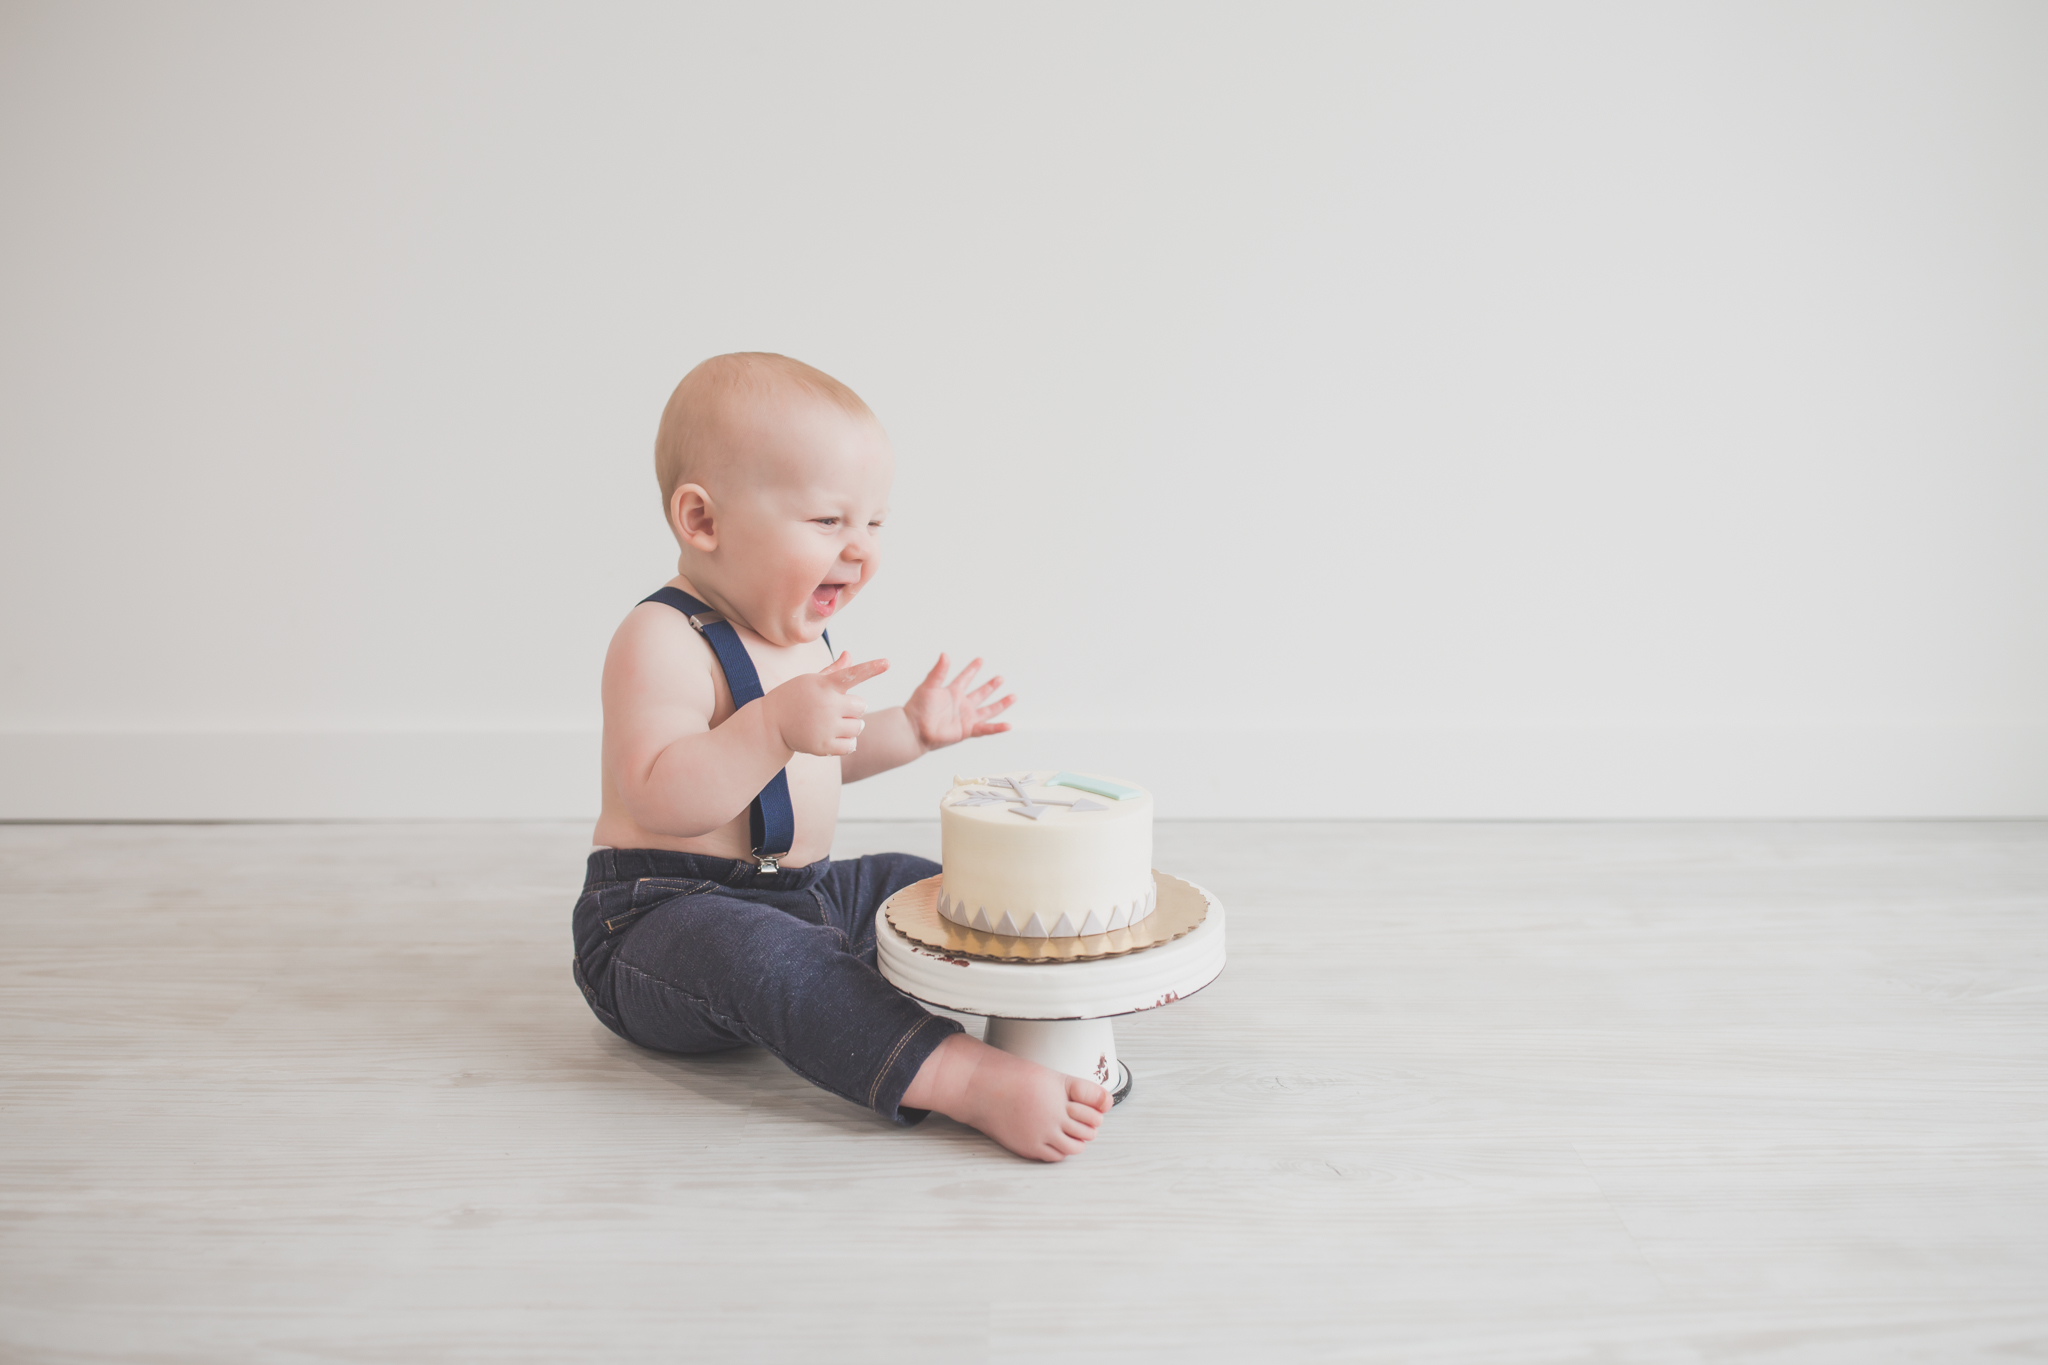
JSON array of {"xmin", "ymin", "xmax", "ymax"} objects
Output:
[{"xmin": 3, "ymin": 2, "xmax": 2044, "ymax": 819}]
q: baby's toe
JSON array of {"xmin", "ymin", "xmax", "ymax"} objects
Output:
[
  {"xmin": 1066, "ymin": 1076, "xmax": 1112, "ymax": 1111},
  {"xmin": 1066, "ymin": 1100, "xmax": 1104, "ymax": 1129}
]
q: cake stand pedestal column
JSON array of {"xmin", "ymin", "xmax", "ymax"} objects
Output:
[
  {"xmin": 874, "ymin": 875, "xmax": 1227, "ymax": 1106},
  {"xmin": 983, "ymin": 1017, "xmax": 1124, "ymax": 1096}
]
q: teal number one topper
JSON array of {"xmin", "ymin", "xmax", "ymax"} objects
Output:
[{"xmin": 1047, "ymin": 772, "xmax": 1141, "ymax": 802}]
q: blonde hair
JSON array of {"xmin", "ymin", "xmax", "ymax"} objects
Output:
[{"xmin": 654, "ymin": 353, "xmax": 875, "ymax": 524}]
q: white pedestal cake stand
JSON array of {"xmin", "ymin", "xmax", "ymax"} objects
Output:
[{"xmin": 875, "ymin": 873, "xmax": 1227, "ymax": 1104}]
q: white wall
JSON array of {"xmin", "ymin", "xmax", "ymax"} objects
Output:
[{"xmin": 3, "ymin": 2, "xmax": 2044, "ymax": 820}]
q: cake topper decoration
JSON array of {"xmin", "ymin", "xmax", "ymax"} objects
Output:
[
  {"xmin": 1048, "ymin": 772, "xmax": 1141, "ymax": 801},
  {"xmin": 946, "ymin": 771, "xmax": 1113, "ymax": 816}
]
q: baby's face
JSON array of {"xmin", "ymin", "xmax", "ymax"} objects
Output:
[{"xmin": 701, "ymin": 398, "xmax": 893, "ymax": 647}]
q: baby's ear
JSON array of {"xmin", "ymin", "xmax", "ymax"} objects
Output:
[{"xmin": 671, "ymin": 483, "xmax": 717, "ymax": 550}]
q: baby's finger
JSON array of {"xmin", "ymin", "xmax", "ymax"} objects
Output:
[
  {"xmin": 947, "ymin": 657, "xmax": 984, "ymax": 690},
  {"xmin": 967, "ymin": 674, "xmax": 1005, "ymax": 703},
  {"xmin": 974, "ymin": 690, "xmax": 1016, "ymax": 716},
  {"xmin": 844, "ymin": 695, "xmax": 868, "ymax": 718},
  {"xmin": 919, "ymin": 654, "xmax": 950, "ymax": 687},
  {"xmin": 968, "ymin": 721, "xmax": 1013, "ymax": 738},
  {"xmin": 825, "ymin": 657, "xmax": 891, "ymax": 690}
]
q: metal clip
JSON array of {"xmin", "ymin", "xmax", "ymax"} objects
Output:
[
  {"xmin": 687, "ymin": 611, "xmax": 722, "ymax": 635},
  {"xmin": 755, "ymin": 853, "xmax": 780, "ymax": 874}
]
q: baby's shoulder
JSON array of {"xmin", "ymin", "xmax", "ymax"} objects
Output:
[{"xmin": 602, "ymin": 600, "xmax": 719, "ymax": 717}]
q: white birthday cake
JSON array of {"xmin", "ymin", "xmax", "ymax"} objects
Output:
[{"xmin": 937, "ymin": 771, "xmax": 1156, "ymax": 939}]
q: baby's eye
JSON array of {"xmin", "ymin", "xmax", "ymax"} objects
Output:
[
  {"xmin": 812, "ymin": 517, "xmax": 841, "ymax": 528},
  {"xmin": 868, "ymin": 519, "xmax": 885, "ymax": 531}
]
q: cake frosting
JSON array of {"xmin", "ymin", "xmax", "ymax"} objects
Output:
[{"xmin": 937, "ymin": 770, "xmax": 1155, "ymax": 938}]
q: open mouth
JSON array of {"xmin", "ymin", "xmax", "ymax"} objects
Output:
[{"xmin": 811, "ymin": 584, "xmax": 844, "ymax": 616}]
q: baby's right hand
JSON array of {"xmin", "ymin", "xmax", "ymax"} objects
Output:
[{"xmin": 764, "ymin": 653, "xmax": 889, "ymax": 757}]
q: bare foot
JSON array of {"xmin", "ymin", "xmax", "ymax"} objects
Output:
[{"xmin": 903, "ymin": 1033, "xmax": 1113, "ymax": 1162}]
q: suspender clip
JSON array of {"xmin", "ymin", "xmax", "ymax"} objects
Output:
[
  {"xmin": 686, "ymin": 611, "xmax": 722, "ymax": 634},
  {"xmin": 755, "ymin": 853, "xmax": 781, "ymax": 875}
]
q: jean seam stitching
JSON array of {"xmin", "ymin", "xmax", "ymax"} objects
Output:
[{"xmin": 868, "ymin": 1014, "xmax": 936, "ymax": 1113}]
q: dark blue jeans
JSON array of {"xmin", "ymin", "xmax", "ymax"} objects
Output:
[{"xmin": 571, "ymin": 847, "xmax": 961, "ymax": 1125}]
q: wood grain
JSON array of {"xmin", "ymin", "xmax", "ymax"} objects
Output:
[{"xmin": 2, "ymin": 820, "xmax": 2044, "ymax": 1363}]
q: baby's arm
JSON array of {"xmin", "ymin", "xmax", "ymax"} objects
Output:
[
  {"xmin": 605, "ymin": 609, "xmax": 885, "ymax": 836},
  {"xmin": 842, "ymin": 654, "xmax": 1015, "ymax": 783}
]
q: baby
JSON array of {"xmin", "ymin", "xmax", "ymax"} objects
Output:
[{"xmin": 571, "ymin": 352, "xmax": 1113, "ymax": 1161}]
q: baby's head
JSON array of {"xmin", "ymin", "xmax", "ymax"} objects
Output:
[{"xmin": 654, "ymin": 353, "xmax": 892, "ymax": 647}]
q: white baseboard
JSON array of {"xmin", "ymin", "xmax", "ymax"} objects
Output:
[
  {"xmin": 0, "ymin": 732, "xmax": 602, "ymax": 821},
  {"xmin": 2, "ymin": 725, "xmax": 2044, "ymax": 820}
]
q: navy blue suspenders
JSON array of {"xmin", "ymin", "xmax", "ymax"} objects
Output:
[{"xmin": 640, "ymin": 587, "xmax": 831, "ymax": 873}]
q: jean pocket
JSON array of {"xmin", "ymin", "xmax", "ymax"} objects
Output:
[
  {"xmin": 635, "ymin": 876, "xmax": 716, "ymax": 896},
  {"xmin": 602, "ymin": 876, "xmax": 717, "ymax": 934},
  {"xmin": 601, "ymin": 905, "xmax": 653, "ymax": 934}
]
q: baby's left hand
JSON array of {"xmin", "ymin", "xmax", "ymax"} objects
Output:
[{"xmin": 904, "ymin": 654, "xmax": 1015, "ymax": 753}]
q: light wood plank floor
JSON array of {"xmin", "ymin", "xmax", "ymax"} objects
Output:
[{"xmin": 2, "ymin": 820, "xmax": 2044, "ymax": 1363}]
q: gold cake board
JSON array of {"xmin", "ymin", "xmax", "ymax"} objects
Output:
[{"xmin": 883, "ymin": 870, "xmax": 1208, "ymax": 964}]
